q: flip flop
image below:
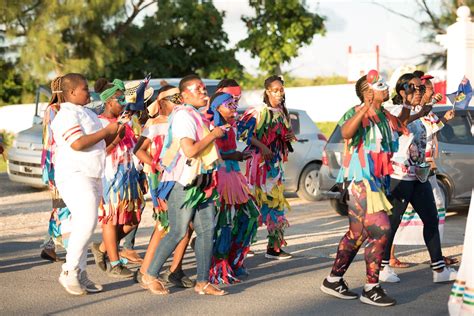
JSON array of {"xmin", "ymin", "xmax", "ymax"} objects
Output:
[
  {"xmin": 444, "ymin": 256, "xmax": 459, "ymax": 266},
  {"xmin": 389, "ymin": 258, "xmax": 410, "ymax": 268}
]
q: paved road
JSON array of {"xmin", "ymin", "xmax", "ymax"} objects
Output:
[{"xmin": 0, "ymin": 173, "xmax": 468, "ymax": 315}]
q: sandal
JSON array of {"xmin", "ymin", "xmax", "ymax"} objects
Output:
[
  {"xmin": 195, "ymin": 282, "xmax": 227, "ymax": 296},
  {"xmin": 389, "ymin": 258, "xmax": 410, "ymax": 268},
  {"xmin": 444, "ymin": 256, "xmax": 459, "ymax": 266},
  {"xmin": 141, "ymin": 274, "xmax": 169, "ymax": 295}
]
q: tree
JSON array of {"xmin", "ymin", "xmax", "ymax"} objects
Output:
[
  {"xmin": 107, "ymin": 0, "xmax": 243, "ymax": 80},
  {"xmin": 0, "ymin": 0, "xmax": 157, "ymax": 81},
  {"xmin": 238, "ymin": 0, "xmax": 325, "ymax": 75},
  {"xmin": 374, "ymin": 0, "xmax": 474, "ymax": 68}
]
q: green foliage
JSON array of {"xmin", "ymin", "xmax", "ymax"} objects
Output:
[
  {"xmin": 239, "ymin": 0, "xmax": 325, "ymax": 75},
  {"xmin": 107, "ymin": 0, "xmax": 243, "ymax": 80},
  {"xmin": 0, "ymin": 130, "xmax": 14, "ymax": 172},
  {"xmin": 316, "ymin": 121, "xmax": 337, "ymax": 138}
]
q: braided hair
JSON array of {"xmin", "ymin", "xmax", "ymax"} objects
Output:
[
  {"xmin": 49, "ymin": 76, "xmax": 64, "ymax": 106},
  {"xmin": 355, "ymin": 75, "xmax": 369, "ymax": 104},
  {"xmin": 263, "ymin": 75, "xmax": 289, "ymax": 121}
]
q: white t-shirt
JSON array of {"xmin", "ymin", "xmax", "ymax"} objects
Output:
[
  {"xmin": 161, "ymin": 109, "xmax": 199, "ymax": 185},
  {"xmin": 51, "ymin": 102, "xmax": 106, "ymax": 180},
  {"xmin": 390, "ymin": 104, "xmax": 430, "ymax": 181}
]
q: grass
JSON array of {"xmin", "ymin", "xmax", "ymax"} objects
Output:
[
  {"xmin": 316, "ymin": 121, "xmax": 337, "ymax": 139},
  {"xmin": 0, "ymin": 131, "xmax": 14, "ymax": 173},
  {"xmin": 0, "ymin": 156, "xmax": 6, "ymax": 173}
]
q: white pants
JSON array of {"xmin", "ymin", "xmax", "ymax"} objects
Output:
[{"xmin": 56, "ymin": 175, "xmax": 102, "ymax": 272}]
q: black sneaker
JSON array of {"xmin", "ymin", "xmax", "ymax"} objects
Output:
[
  {"xmin": 360, "ymin": 284, "xmax": 396, "ymax": 307},
  {"xmin": 320, "ymin": 278, "xmax": 358, "ymax": 300},
  {"xmin": 265, "ymin": 248, "xmax": 292, "ymax": 260},
  {"xmin": 163, "ymin": 268, "xmax": 194, "ymax": 288},
  {"xmin": 107, "ymin": 263, "xmax": 134, "ymax": 278}
]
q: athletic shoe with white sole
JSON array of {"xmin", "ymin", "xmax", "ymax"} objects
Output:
[
  {"xmin": 79, "ymin": 270, "xmax": 103, "ymax": 293},
  {"xmin": 265, "ymin": 248, "xmax": 292, "ymax": 260},
  {"xmin": 58, "ymin": 269, "xmax": 86, "ymax": 296},
  {"xmin": 379, "ymin": 266, "xmax": 400, "ymax": 283},
  {"xmin": 360, "ymin": 284, "xmax": 396, "ymax": 307},
  {"xmin": 433, "ymin": 266, "xmax": 457, "ymax": 283},
  {"xmin": 320, "ymin": 278, "xmax": 358, "ymax": 300}
]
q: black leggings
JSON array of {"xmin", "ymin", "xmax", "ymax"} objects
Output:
[{"xmin": 382, "ymin": 179, "xmax": 445, "ymax": 270}]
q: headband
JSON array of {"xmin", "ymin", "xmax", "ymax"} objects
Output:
[
  {"xmin": 420, "ymin": 74, "xmax": 434, "ymax": 85},
  {"xmin": 100, "ymin": 79, "xmax": 125, "ymax": 102},
  {"xmin": 218, "ymin": 86, "xmax": 241, "ymax": 98},
  {"xmin": 208, "ymin": 93, "xmax": 235, "ymax": 127},
  {"xmin": 157, "ymin": 87, "xmax": 180, "ymax": 101}
]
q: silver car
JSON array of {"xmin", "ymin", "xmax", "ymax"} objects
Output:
[
  {"xmin": 236, "ymin": 108, "xmax": 327, "ymax": 201},
  {"xmin": 319, "ymin": 106, "xmax": 474, "ymax": 215}
]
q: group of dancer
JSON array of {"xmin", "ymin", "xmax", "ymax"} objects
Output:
[
  {"xmin": 40, "ymin": 73, "xmax": 293, "ymax": 296},
  {"xmin": 320, "ymin": 70, "xmax": 462, "ymax": 307},
  {"xmin": 38, "ymin": 69, "xmax": 471, "ymax": 309}
]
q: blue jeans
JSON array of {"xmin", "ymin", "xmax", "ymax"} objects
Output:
[
  {"xmin": 147, "ymin": 183, "xmax": 215, "ymax": 282},
  {"xmin": 122, "ymin": 226, "xmax": 137, "ymax": 250}
]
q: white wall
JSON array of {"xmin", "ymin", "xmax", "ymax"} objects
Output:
[
  {"xmin": 0, "ymin": 83, "xmax": 359, "ymax": 135},
  {"xmin": 241, "ymin": 84, "xmax": 359, "ymax": 122}
]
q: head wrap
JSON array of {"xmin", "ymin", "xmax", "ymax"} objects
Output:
[
  {"xmin": 218, "ymin": 86, "xmax": 241, "ymax": 99},
  {"xmin": 207, "ymin": 93, "xmax": 235, "ymax": 127},
  {"xmin": 100, "ymin": 79, "xmax": 125, "ymax": 102}
]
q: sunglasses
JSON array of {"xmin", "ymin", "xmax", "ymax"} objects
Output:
[
  {"xmin": 163, "ymin": 93, "xmax": 183, "ymax": 105},
  {"xmin": 404, "ymin": 83, "xmax": 426, "ymax": 94}
]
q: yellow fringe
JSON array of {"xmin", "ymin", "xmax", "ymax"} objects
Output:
[
  {"xmin": 254, "ymin": 184, "xmax": 291, "ymax": 211},
  {"xmin": 362, "ymin": 179, "xmax": 392, "ymax": 215}
]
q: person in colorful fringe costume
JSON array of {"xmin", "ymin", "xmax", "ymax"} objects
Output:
[
  {"xmin": 116, "ymin": 78, "xmax": 154, "ymax": 265},
  {"xmin": 238, "ymin": 75, "xmax": 295, "ymax": 260},
  {"xmin": 207, "ymin": 92, "xmax": 259, "ymax": 284},
  {"xmin": 390, "ymin": 71, "xmax": 457, "ymax": 269},
  {"xmin": 448, "ymin": 121, "xmax": 474, "ymax": 315},
  {"xmin": 51, "ymin": 73, "xmax": 123, "ymax": 295},
  {"xmin": 141, "ymin": 75, "xmax": 227, "ymax": 296},
  {"xmin": 89, "ymin": 79, "xmax": 145, "ymax": 279},
  {"xmin": 379, "ymin": 72, "xmax": 458, "ymax": 284},
  {"xmin": 40, "ymin": 76, "xmax": 73, "ymax": 262},
  {"xmin": 134, "ymin": 85, "xmax": 194, "ymax": 288},
  {"xmin": 320, "ymin": 71, "xmax": 408, "ymax": 307}
]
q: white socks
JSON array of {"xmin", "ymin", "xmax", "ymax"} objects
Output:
[
  {"xmin": 364, "ymin": 283, "xmax": 378, "ymax": 291},
  {"xmin": 327, "ymin": 275, "xmax": 342, "ymax": 283}
]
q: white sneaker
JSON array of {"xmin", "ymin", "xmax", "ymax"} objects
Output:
[
  {"xmin": 379, "ymin": 266, "xmax": 400, "ymax": 283},
  {"xmin": 433, "ymin": 267, "xmax": 457, "ymax": 283},
  {"xmin": 59, "ymin": 269, "xmax": 86, "ymax": 295},
  {"xmin": 79, "ymin": 270, "xmax": 103, "ymax": 293}
]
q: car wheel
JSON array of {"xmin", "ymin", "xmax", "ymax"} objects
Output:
[
  {"xmin": 436, "ymin": 178, "xmax": 450, "ymax": 210},
  {"xmin": 329, "ymin": 198, "xmax": 348, "ymax": 216},
  {"xmin": 297, "ymin": 163, "xmax": 323, "ymax": 201}
]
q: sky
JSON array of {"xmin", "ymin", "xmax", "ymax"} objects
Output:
[{"xmin": 211, "ymin": 0, "xmax": 444, "ymax": 78}]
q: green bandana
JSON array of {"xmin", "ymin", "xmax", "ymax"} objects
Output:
[{"xmin": 100, "ymin": 79, "xmax": 125, "ymax": 102}]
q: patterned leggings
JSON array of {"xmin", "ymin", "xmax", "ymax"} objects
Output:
[{"xmin": 330, "ymin": 181, "xmax": 391, "ymax": 283}]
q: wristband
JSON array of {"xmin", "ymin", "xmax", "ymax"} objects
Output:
[{"xmin": 402, "ymin": 104, "xmax": 412, "ymax": 109}]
